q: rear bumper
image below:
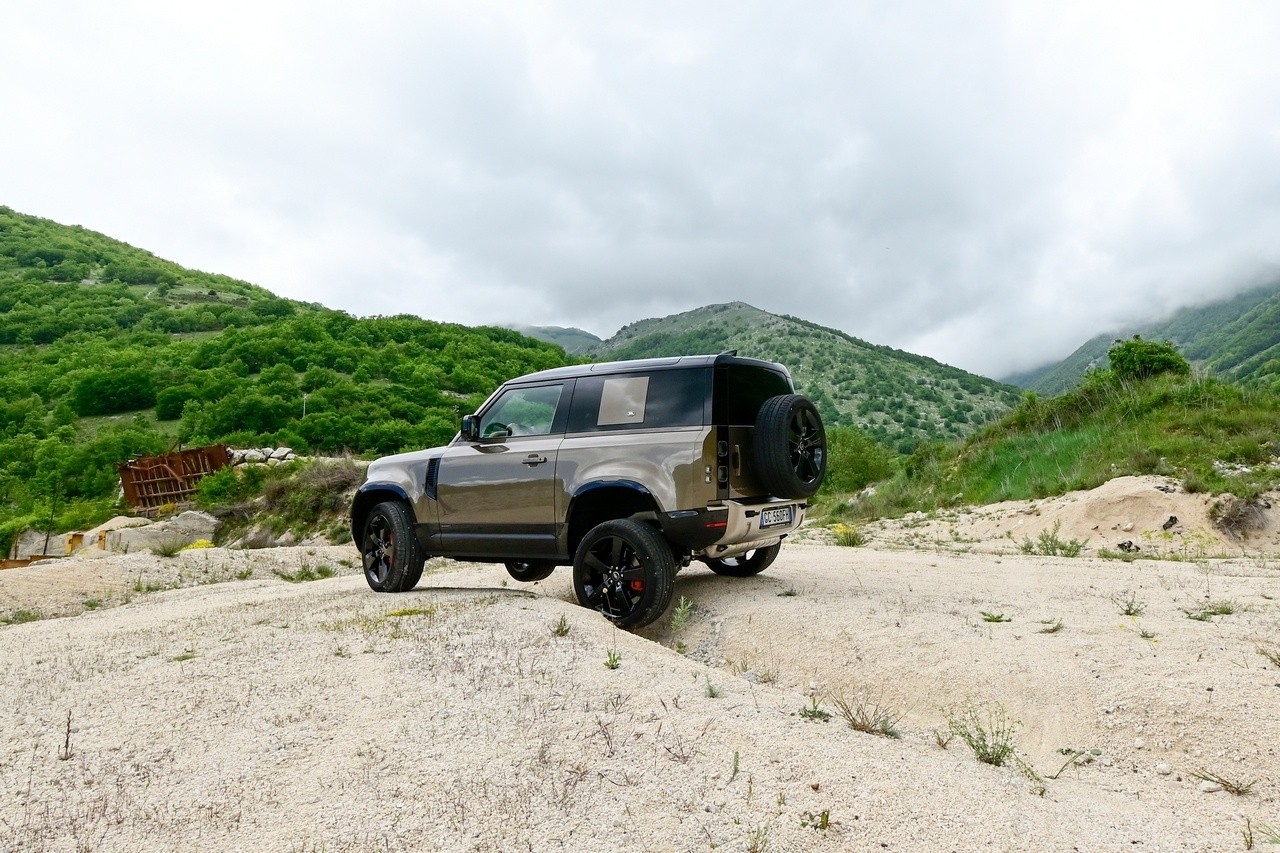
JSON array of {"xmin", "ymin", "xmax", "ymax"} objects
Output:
[{"xmin": 698, "ymin": 497, "xmax": 805, "ymax": 559}]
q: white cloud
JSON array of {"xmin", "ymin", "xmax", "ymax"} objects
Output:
[{"xmin": 4, "ymin": 1, "xmax": 1280, "ymax": 376}]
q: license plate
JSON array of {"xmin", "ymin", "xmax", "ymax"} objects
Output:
[{"xmin": 760, "ymin": 506, "xmax": 794, "ymax": 528}]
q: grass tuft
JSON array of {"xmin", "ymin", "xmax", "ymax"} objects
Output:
[
  {"xmin": 1111, "ymin": 589, "xmax": 1146, "ymax": 616},
  {"xmin": 798, "ymin": 696, "xmax": 831, "ymax": 722},
  {"xmin": 150, "ymin": 538, "xmax": 185, "ymax": 558},
  {"xmin": 830, "ymin": 692, "xmax": 902, "ymax": 739},
  {"xmin": 831, "ymin": 524, "xmax": 865, "ymax": 547},
  {"xmin": 1190, "ymin": 768, "xmax": 1256, "ymax": 796},
  {"xmin": 947, "ymin": 701, "xmax": 1019, "ymax": 767},
  {"xmin": 1184, "ymin": 600, "xmax": 1236, "ymax": 621},
  {"xmin": 273, "ymin": 562, "xmax": 337, "ymax": 583},
  {"xmin": 1, "ymin": 608, "xmax": 42, "ymax": 625},
  {"xmin": 669, "ymin": 596, "xmax": 694, "ymax": 632},
  {"xmin": 1019, "ymin": 521, "xmax": 1086, "ymax": 557}
]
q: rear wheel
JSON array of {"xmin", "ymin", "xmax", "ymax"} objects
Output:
[
  {"xmin": 505, "ymin": 560, "xmax": 556, "ymax": 582},
  {"xmin": 754, "ymin": 394, "xmax": 826, "ymax": 499},
  {"xmin": 702, "ymin": 542, "xmax": 781, "ymax": 577},
  {"xmin": 361, "ymin": 501, "xmax": 425, "ymax": 592},
  {"xmin": 572, "ymin": 519, "xmax": 675, "ymax": 629}
]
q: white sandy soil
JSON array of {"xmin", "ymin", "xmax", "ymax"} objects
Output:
[{"xmin": 2, "ymin": 476, "xmax": 1279, "ymax": 852}]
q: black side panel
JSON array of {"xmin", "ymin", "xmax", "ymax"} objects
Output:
[{"xmin": 426, "ymin": 527, "xmax": 560, "ymax": 559}]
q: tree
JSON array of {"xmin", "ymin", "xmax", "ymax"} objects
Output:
[{"xmin": 1108, "ymin": 336, "xmax": 1191, "ymax": 382}]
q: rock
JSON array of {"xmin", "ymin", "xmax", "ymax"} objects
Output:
[
  {"xmin": 1155, "ymin": 763, "xmax": 1172, "ymax": 776},
  {"xmin": 1197, "ymin": 780, "xmax": 1222, "ymax": 793},
  {"xmin": 1122, "ymin": 522, "xmax": 1134, "ymax": 532},
  {"xmin": 1134, "ymin": 737, "xmax": 1146, "ymax": 749},
  {"xmin": 105, "ymin": 511, "xmax": 219, "ymax": 554},
  {"xmin": 244, "ymin": 450, "xmax": 266, "ymax": 463},
  {"xmin": 1118, "ymin": 540, "xmax": 1140, "ymax": 553},
  {"xmin": 1161, "ymin": 515, "xmax": 1178, "ymax": 531}
]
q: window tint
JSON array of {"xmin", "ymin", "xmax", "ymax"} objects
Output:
[
  {"xmin": 479, "ymin": 384, "xmax": 563, "ymax": 438},
  {"xmin": 714, "ymin": 365, "xmax": 793, "ymax": 425},
  {"xmin": 568, "ymin": 369, "xmax": 706, "ymax": 433}
]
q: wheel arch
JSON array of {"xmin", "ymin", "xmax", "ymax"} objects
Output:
[
  {"xmin": 565, "ymin": 481, "xmax": 662, "ymax": 557},
  {"xmin": 350, "ymin": 483, "xmax": 412, "ymax": 544}
]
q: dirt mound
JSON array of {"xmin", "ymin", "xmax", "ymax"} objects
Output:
[{"xmin": 863, "ymin": 475, "xmax": 1280, "ymax": 557}]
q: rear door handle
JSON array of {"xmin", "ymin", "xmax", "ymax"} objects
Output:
[{"xmin": 522, "ymin": 455, "xmax": 548, "ymax": 466}]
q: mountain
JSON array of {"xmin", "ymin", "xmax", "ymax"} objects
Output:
[
  {"xmin": 1006, "ymin": 280, "xmax": 1280, "ymax": 395},
  {"xmin": 588, "ymin": 302, "xmax": 1022, "ymax": 450},
  {"xmin": 0, "ymin": 206, "xmax": 572, "ymax": 549},
  {"xmin": 507, "ymin": 324, "xmax": 602, "ymax": 354}
]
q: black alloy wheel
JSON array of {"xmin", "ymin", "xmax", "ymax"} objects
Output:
[
  {"xmin": 572, "ymin": 519, "xmax": 675, "ymax": 629},
  {"xmin": 361, "ymin": 501, "xmax": 424, "ymax": 592},
  {"xmin": 754, "ymin": 394, "xmax": 827, "ymax": 499}
]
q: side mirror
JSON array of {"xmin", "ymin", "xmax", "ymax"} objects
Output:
[{"xmin": 460, "ymin": 414, "xmax": 480, "ymax": 442}]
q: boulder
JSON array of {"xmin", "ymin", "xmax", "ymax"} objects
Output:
[{"xmin": 106, "ymin": 511, "xmax": 220, "ymax": 554}]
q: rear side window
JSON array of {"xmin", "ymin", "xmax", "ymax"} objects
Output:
[
  {"xmin": 714, "ymin": 365, "xmax": 793, "ymax": 425},
  {"xmin": 568, "ymin": 369, "xmax": 707, "ymax": 433}
]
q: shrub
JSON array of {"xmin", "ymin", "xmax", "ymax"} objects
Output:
[
  {"xmin": 821, "ymin": 426, "xmax": 895, "ymax": 494},
  {"xmin": 1108, "ymin": 336, "xmax": 1190, "ymax": 383}
]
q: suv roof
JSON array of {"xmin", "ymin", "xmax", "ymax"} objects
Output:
[{"xmin": 512, "ymin": 352, "xmax": 792, "ymax": 385}]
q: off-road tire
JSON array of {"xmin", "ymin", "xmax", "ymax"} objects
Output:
[
  {"xmin": 572, "ymin": 519, "xmax": 676, "ymax": 629},
  {"xmin": 702, "ymin": 542, "xmax": 782, "ymax": 577},
  {"xmin": 362, "ymin": 501, "xmax": 425, "ymax": 592},
  {"xmin": 505, "ymin": 560, "xmax": 556, "ymax": 582},
  {"xmin": 754, "ymin": 394, "xmax": 827, "ymax": 499}
]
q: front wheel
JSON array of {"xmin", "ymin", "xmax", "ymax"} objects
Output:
[
  {"xmin": 505, "ymin": 560, "xmax": 556, "ymax": 582},
  {"xmin": 702, "ymin": 542, "xmax": 781, "ymax": 577},
  {"xmin": 361, "ymin": 501, "xmax": 425, "ymax": 592},
  {"xmin": 572, "ymin": 519, "xmax": 676, "ymax": 629}
]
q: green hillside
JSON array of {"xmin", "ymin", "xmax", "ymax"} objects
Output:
[
  {"xmin": 848, "ymin": 339, "xmax": 1280, "ymax": 522},
  {"xmin": 590, "ymin": 302, "xmax": 1022, "ymax": 451},
  {"xmin": 1008, "ymin": 280, "xmax": 1280, "ymax": 394},
  {"xmin": 0, "ymin": 207, "xmax": 573, "ymax": 552}
]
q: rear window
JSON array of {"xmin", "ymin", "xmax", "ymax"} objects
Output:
[
  {"xmin": 567, "ymin": 369, "xmax": 707, "ymax": 433},
  {"xmin": 714, "ymin": 365, "xmax": 793, "ymax": 425}
]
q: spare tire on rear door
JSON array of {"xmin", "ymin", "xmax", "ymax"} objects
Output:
[{"xmin": 753, "ymin": 394, "xmax": 827, "ymax": 499}]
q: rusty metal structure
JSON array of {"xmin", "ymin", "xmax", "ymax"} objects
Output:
[{"xmin": 118, "ymin": 444, "xmax": 232, "ymax": 515}]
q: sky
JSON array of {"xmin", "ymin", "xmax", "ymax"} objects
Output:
[{"xmin": 4, "ymin": 1, "xmax": 1280, "ymax": 378}]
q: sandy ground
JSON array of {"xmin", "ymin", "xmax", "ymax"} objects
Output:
[{"xmin": 2, "ymin": 477, "xmax": 1280, "ymax": 852}]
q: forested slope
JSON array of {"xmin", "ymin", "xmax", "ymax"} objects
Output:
[
  {"xmin": 590, "ymin": 302, "xmax": 1021, "ymax": 451},
  {"xmin": 0, "ymin": 207, "xmax": 572, "ymax": 549}
]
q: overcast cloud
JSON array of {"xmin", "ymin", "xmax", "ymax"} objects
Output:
[{"xmin": 4, "ymin": 1, "xmax": 1280, "ymax": 376}]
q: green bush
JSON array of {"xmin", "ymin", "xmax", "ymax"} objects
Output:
[
  {"xmin": 821, "ymin": 426, "xmax": 895, "ymax": 494},
  {"xmin": 1108, "ymin": 336, "xmax": 1190, "ymax": 382},
  {"xmin": 194, "ymin": 465, "xmax": 268, "ymax": 509}
]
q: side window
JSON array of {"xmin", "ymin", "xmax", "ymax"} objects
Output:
[
  {"xmin": 598, "ymin": 376, "xmax": 649, "ymax": 425},
  {"xmin": 479, "ymin": 384, "xmax": 564, "ymax": 438},
  {"xmin": 568, "ymin": 369, "xmax": 707, "ymax": 433}
]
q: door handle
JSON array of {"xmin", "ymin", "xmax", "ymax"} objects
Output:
[{"xmin": 522, "ymin": 455, "xmax": 548, "ymax": 466}]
